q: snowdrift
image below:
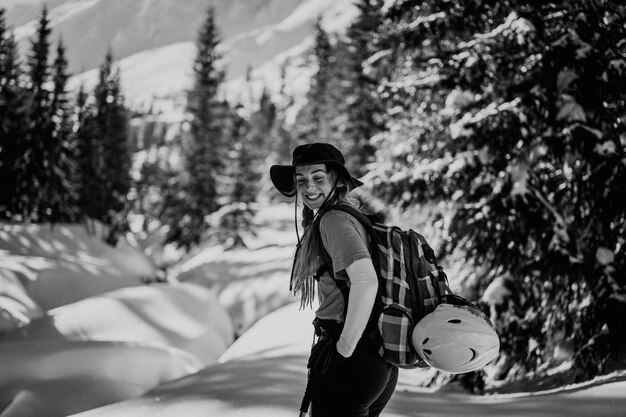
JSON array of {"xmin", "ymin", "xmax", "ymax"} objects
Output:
[
  {"xmin": 0, "ymin": 222, "xmax": 157, "ymax": 332},
  {"xmin": 67, "ymin": 302, "xmax": 313, "ymax": 417},
  {"xmin": 1, "ymin": 283, "xmax": 234, "ymax": 365},
  {"xmin": 0, "ymin": 260, "xmax": 44, "ymax": 333},
  {"xmin": 0, "ymin": 340, "xmax": 202, "ymax": 417},
  {"xmin": 218, "ymin": 301, "xmax": 315, "ymax": 362},
  {"xmin": 68, "ymin": 302, "xmax": 626, "ymax": 417},
  {"xmin": 0, "ymin": 221, "xmax": 239, "ymax": 417},
  {"xmin": 0, "ymin": 283, "xmax": 235, "ymax": 417},
  {"xmin": 174, "ymin": 204, "xmax": 297, "ymax": 337}
]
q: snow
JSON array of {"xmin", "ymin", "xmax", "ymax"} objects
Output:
[
  {"xmin": 218, "ymin": 301, "xmax": 314, "ymax": 362},
  {"xmin": 67, "ymin": 302, "xmax": 626, "ymax": 417},
  {"xmin": 56, "ymin": 0, "xmax": 359, "ymax": 111},
  {"xmin": 248, "ymin": 0, "xmax": 356, "ymax": 42},
  {"xmin": 12, "ymin": 0, "xmax": 104, "ymax": 41},
  {"xmin": 0, "ymin": 222, "xmax": 157, "ymax": 327},
  {"xmin": 0, "ymin": 0, "xmax": 42, "ymax": 6},
  {"xmin": 67, "ymin": 41, "xmax": 197, "ymax": 109},
  {"xmin": 482, "ymin": 277, "xmax": 513, "ymax": 307},
  {"xmin": 2, "ymin": 283, "xmax": 234, "ymax": 365},
  {"xmin": 0, "ymin": 340, "xmax": 202, "ymax": 417},
  {"xmin": 2, "ymin": 204, "xmax": 626, "ymax": 417},
  {"xmin": 0, "ymin": 221, "xmax": 234, "ymax": 416},
  {"xmin": 0, "ymin": 281, "xmax": 234, "ymax": 417},
  {"xmin": 173, "ymin": 204, "xmax": 298, "ymax": 337}
]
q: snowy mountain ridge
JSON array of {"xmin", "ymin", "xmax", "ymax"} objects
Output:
[{"xmin": 1, "ymin": 0, "xmax": 359, "ymax": 109}]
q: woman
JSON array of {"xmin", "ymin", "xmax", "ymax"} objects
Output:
[{"xmin": 270, "ymin": 143, "xmax": 398, "ymax": 417}]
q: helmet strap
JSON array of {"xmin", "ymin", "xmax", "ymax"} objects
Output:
[{"xmin": 294, "ymin": 192, "xmax": 301, "ymax": 247}]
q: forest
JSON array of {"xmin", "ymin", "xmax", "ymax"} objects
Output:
[{"xmin": 1, "ymin": 0, "xmax": 625, "ymax": 389}]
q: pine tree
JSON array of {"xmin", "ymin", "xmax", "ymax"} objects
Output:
[
  {"xmin": 252, "ymin": 87, "xmax": 277, "ymax": 145},
  {"xmin": 214, "ymin": 105, "xmax": 254, "ymax": 249},
  {"xmin": 368, "ymin": 0, "xmax": 626, "ymax": 382},
  {"xmin": 45, "ymin": 38, "xmax": 80, "ymax": 222},
  {"xmin": 187, "ymin": 6, "xmax": 225, "ymax": 212},
  {"xmin": 73, "ymin": 51, "xmax": 131, "ymax": 242},
  {"xmin": 170, "ymin": 6, "xmax": 227, "ymax": 249},
  {"xmin": 0, "ymin": 9, "xmax": 27, "ymax": 220},
  {"xmin": 230, "ymin": 108, "xmax": 255, "ymax": 205},
  {"xmin": 271, "ymin": 67, "xmax": 297, "ymax": 176},
  {"xmin": 92, "ymin": 51, "xmax": 132, "ymax": 241},
  {"xmin": 75, "ymin": 84, "xmax": 101, "ymax": 225},
  {"xmin": 23, "ymin": 5, "xmax": 53, "ymax": 221},
  {"xmin": 342, "ymin": 0, "xmax": 385, "ymax": 176},
  {"xmin": 311, "ymin": 17, "xmax": 332, "ymax": 132},
  {"xmin": 296, "ymin": 18, "xmax": 329, "ymax": 142},
  {"xmin": 294, "ymin": 17, "xmax": 349, "ymax": 151}
]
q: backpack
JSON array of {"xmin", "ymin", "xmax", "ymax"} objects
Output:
[{"xmin": 316, "ymin": 204, "xmax": 464, "ymax": 369}]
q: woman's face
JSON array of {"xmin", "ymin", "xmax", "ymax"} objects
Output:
[{"xmin": 295, "ymin": 164, "xmax": 334, "ymax": 210}]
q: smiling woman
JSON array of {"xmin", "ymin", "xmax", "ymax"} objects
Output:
[
  {"xmin": 270, "ymin": 143, "xmax": 398, "ymax": 417},
  {"xmin": 294, "ymin": 164, "xmax": 334, "ymax": 210}
]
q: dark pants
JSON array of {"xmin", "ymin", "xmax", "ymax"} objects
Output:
[{"xmin": 307, "ymin": 336, "xmax": 398, "ymax": 417}]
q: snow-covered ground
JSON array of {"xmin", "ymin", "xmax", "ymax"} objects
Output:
[
  {"xmin": 71, "ymin": 302, "xmax": 626, "ymax": 417},
  {"xmin": 0, "ymin": 222, "xmax": 156, "ymax": 315},
  {"xmin": 172, "ymin": 204, "xmax": 298, "ymax": 337},
  {"xmin": 0, "ymin": 221, "xmax": 235, "ymax": 417},
  {"xmin": 2, "ymin": 206, "xmax": 626, "ymax": 417},
  {"xmin": 2, "ymin": 283, "xmax": 234, "ymax": 365}
]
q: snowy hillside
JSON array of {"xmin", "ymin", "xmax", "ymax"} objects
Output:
[
  {"xmin": 4, "ymin": 0, "xmax": 308, "ymax": 74},
  {"xmin": 1, "ymin": 0, "xmax": 359, "ymax": 108}
]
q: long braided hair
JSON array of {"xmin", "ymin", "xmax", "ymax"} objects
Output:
[{"xmin": 290, "ymin": 166, "xmax": 359, "ymax": 309}]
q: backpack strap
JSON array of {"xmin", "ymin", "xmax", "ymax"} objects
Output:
[{"xmin": 317, "ymin": 204, "xmax": 373, "ymax": 278}]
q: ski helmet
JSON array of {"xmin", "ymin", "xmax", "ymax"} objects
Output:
[{"xmin": 412, "ymin": 303, "xmax": 500, "ymax": 374}]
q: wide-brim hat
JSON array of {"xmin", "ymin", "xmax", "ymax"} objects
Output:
[{"xmin": 270, "ymin": 143, "xmax": 363, "ymax": 197}]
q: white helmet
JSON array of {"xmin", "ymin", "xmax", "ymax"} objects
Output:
[{"xmin": 412, "ymin": 303, "xmax": 500, "ymax": 374}]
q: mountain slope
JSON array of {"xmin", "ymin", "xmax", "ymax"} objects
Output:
[
  {"xmin": 2, "ymin": 0, "xmax": 358, "ymax": 108},
  {"xmin": 5, "ymin": 0, "xmax": 306, "ymax": 74}
]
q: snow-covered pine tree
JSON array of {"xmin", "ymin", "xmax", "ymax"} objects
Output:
[{"xmin": 367, "ymin": 0, "xmax": 625, "ymax": 382}]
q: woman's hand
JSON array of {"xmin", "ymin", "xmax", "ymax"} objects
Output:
[
  {"xmin": 310, "ymin": 339, "xmax": 347, "ymax": 374},
  {"xmin": 331, "ymin": 341, "xmax": 348, "ymax": 365}
]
